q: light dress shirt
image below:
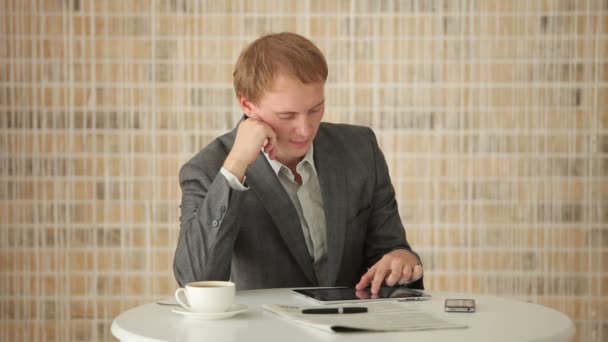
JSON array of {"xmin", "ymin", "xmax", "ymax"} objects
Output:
[{"xmin": 219, "ymin": 145, "xmax": 329, "ymax": 285}]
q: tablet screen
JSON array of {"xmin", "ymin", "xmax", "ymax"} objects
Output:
[{"xmin": 292, "ymin": 286, "xmax": 430, "ymax": 303}]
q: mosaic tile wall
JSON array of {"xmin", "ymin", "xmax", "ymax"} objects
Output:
[{"xmin": 1, "ymin": 0, "xmax": 606, "ymax": 340}]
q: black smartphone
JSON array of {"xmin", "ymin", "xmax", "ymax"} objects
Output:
[{"xmin": 445, "ymin": 298, "xmax": 476, "ymax": 312}]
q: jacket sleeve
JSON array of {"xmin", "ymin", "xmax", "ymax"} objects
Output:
[
  {"xmin": 364, "ymin": 128, "xmax": 424, "ymax": 289},
  {"xmin": 173, "ymin": 161, "xmax": 246, "ymax": 287}
]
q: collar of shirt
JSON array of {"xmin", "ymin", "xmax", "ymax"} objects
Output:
[{"xmin": 262, "ymin": 144, "xmax": 318, "ymax": 176}]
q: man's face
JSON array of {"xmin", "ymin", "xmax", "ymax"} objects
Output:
[{"xmin": 241, "ymin": 74, "xmax": 325, "ymax": 168}]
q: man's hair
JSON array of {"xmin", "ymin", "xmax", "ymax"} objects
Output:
[{"xmin": 233, "ymin": 32, "xmax": 328, "ymax": 103}]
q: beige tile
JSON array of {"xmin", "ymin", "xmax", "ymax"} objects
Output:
[
  {"xmin": 151, "ymin": 249, "xmax": 172, "ymax": 272},
  {"xmin": 125, "ymin": 275, "xmax": 146, "ymax": 295},
  {"xmin": 70, "ymin": 300, "xmax": 96, "ymax": 319},
  {"xmin": 70, "ymin": 319, "xmax": 94, "ymax": 341},
  {"xmin": 68, "ymin": 251, "xmax": 93, "ymax": 271},
  {"xmin": 95, "ymin": 250, "xmax": 121, "ymax": 271}
]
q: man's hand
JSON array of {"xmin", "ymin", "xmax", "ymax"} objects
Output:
[
  {"xmin": 223, "ymin": 118, "xmax": 277, "ymax": 181},
  {"xmin": 355, "ymin": 249, "xmax": 423, "ymax": 294},
  {"xmin": 354, "ymin": 289, "xmax": 379, "ymax": 299}
]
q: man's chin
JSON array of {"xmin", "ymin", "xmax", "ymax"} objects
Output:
[{"xmin": 276, "ymin": 146, "xmax": 309, "ymax": 163}]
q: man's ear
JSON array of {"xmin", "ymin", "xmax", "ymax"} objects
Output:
[{"xmin": 238, "ymin": 95, "xmax": 257, "ymax": 118}]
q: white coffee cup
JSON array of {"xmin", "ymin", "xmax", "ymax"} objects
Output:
[{"xmin": 174, "ymin": 281, "xmax": 235, "ymax": 313}]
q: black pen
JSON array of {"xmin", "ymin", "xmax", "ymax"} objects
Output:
[{"xmin": 301, "ymin": 307, "xmax": 368, "ymax": 314}]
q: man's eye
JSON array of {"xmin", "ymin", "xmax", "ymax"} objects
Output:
[{"xmin": 309, "ymin": 108, "xmax": 322, "ymax": 114}]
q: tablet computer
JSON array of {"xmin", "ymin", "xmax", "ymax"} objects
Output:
[{"xmin": 292, "ymin": 286, "xmax": 431, "ymax": 305}]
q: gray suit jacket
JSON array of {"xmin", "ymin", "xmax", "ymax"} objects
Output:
[{"xmin": 174, "ymin": 121, "xmax": 423, "ymax": 290}]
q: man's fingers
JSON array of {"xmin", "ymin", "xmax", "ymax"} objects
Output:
[
  {"xmin": 355, "ymin": 290, "xmax": 370, "ymax": 299},
  {"xmin": 370, "ymin": 265, "xmax": 389, "ymax": 294},
  {"xmin": 398, "ymin": 264, "xmax": 424, "ymax": 285},
  {"xmin": 412, "ymin": 264, "xmax": 423, "ymax": 281},
  {"xmin": 397, "ymin": 265, "xmax": 411, "ymax": 285},
  {"xmin": 385, "ymin": 266, "xmax": 402, "ymax": 287},
  {"xmin": 264, "ymin": 141, "xmax": 276, "ymax": 157},
  {"xmin": 401, "ymin": 265, "xmax": 413, "ymax": 282},
  {"xmin": 359, "ymin": 251, "xmax": 425, "ymax": 293},
  {"xmin": 264, "ymin": 131, "xmax": 278, "ymax": 159},
  {"xmin": 355, "ymin": 267, "xmax": 375, "ymax": 290}
]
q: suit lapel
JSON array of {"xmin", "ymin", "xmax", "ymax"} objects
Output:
[
  {"xmin": 314, "ymin": 132, "xmax": 348, "ymax": 286},
  {"xmin": 245, "ymin": 153, "xmax": 317, "ymax": 285}
]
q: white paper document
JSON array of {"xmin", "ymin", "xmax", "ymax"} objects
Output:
[{"xmin": 262, "ymin": 302, "xmax": 468, "ymax": 333}]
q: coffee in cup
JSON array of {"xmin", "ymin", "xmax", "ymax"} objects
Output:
[{"xmin": 174, "ymin": 281, "xmax": 235, "ymax": 313}]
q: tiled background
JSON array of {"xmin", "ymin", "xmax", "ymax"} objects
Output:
[{"xmin": 1, "ymin": 0, "xmax": 606, "ymax": 341}]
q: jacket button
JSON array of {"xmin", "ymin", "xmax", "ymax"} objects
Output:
[
  {"xmin": 220, "ymin": 205, "xmax": 227, "ymax": 213},
  {"xmin": 211, "ymin": 220, "xmax": 219, "ymax": 227}
]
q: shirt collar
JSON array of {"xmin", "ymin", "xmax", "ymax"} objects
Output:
[{"xmin": 262, "ymin": 144, "xmax": 317, "ymax": 176}]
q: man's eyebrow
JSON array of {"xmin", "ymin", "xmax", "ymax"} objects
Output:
[
  {"xmin": 275, "ymin": 99, "xmax": 325, "ymax": 115},
  {"xmin": 310, "ymin": 99, "xmax": 325, "ymax": 109},
  {"xmin": 275, "ymin": 110, "xmax": 297, "ymax": 115}
]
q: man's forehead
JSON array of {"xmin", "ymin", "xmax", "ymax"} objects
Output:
[
  {"xmin": 266, "ymin": 73, "xmax": 323, "ymax": 91},
  {"xmin": 259, "ymin": 81, "xmax": 324, "ymax": 111}
]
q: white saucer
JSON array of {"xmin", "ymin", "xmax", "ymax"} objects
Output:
[{"xmin": 172, "ymin": 304, "xmax": 248, "ymax": 320}]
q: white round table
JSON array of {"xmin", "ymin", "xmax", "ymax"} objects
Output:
[{"xmin": 111, "ymin": 288, "xmax": 575, "ymax": 342}]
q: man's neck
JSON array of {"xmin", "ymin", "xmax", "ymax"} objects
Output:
[
  {"xmin": 278, "ymin": 157, "xmax": 302, "ymax": 175},
  {"xmin": 263, "ymin": 145, "xmax": 315, "ymax": 180},
  {"xmin": 275, "ymin": 151, "xmax": 306, "ymax": 172}
]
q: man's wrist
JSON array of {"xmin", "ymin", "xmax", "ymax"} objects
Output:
[
  {"xmin": 220, "ymin": 167, "xmax": 249, "ymax": 191},
  {"xmin": 223, "ymin": 155, "xmax": 248, "ymax": 181}
]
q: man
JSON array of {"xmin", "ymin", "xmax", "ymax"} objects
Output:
[{"xmin": 173, "ymin": 32, "xmax": 423, "ymax": 294}]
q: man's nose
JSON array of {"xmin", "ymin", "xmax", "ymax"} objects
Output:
[{"xmin": 294, "ymin": 115, "xmax": 313, "ymax": 137}]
